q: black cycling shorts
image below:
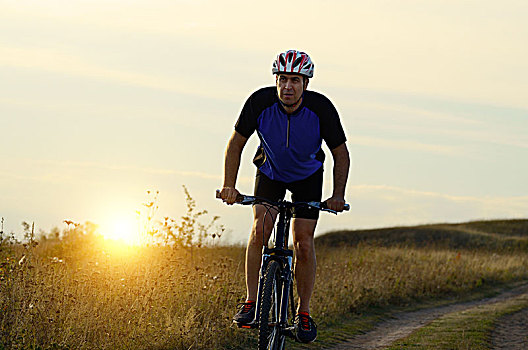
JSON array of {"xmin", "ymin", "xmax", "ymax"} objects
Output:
[{"xmin": 254, "ymin": 166, "xmax": 323, "ymax": 220}]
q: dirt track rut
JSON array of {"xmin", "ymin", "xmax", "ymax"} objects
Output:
[
  {"xmin": 327, "ymin": 283, "xmax": 528, "ymax": 350},
  {"xmin": 491, "ymin": 306, "xmax": 528, "ymax": 350}
]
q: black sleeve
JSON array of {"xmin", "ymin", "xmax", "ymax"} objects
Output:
[
  {"xmin": 313, "ymin": 94, "xmax": 347, "ymax": 150},
  {"xmin": 234, "ymin": 95, "xmax": 257, "ymax": 138},
  {"xmin": 234, "ymin": 87, "xmax": 275, "ymax": 138}
]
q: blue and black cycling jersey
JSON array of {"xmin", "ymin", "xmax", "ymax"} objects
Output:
[{"xmin": 235, "ymin": 87, "xmax": 347, "ymax": 183}]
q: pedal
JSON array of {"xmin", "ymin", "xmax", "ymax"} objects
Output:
[
  {"xmin": 234, "ymin": 320, "xmax": 258, "ymax": 329},
  {"xmin": 282, "ymin": 326, "xmax": 295, "ymax": 339}
]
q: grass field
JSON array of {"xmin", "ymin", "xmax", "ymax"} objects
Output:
[{"xmin": 1, "ymin": 219, "xmax": 527, "ymax": 349}]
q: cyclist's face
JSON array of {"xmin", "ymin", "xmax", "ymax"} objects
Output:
[{"xmin": 276, "ymin": 74, "xmax": 306, "ymax": 106}]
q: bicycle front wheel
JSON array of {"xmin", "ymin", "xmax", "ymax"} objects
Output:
[{"xmin": 258, "ymin": 260, "xmax": 286, "ymax": 350}]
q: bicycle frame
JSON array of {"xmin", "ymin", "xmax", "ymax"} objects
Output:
[{"xmin": 253, "ymin": 200, "xmax": 295, "ymax": 333}]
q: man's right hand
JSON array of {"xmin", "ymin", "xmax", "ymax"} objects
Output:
[{"xmin": 220, "ymin": 187, "xmax": 240, "ymax": 205}]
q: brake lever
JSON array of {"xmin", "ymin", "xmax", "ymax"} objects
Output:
[
  {"xmin": 306, "ymin": 201, "xmax": 350, "ymax": 214},
  {"xmin": 239, "ymin": 195, "xmax": 256, "ymax": 205}
]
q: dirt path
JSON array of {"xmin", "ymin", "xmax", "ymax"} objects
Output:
[
  {"xmin": 491, "ymin": 307, "xmax": 528, "ymax": 350},
  {"xmin": 327, "ymin": 283, "xmax": 528, "ymax": 350}
]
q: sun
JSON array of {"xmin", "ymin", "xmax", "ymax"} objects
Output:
[{"xmin": 101, "ymin": 216, "xmax": 141, "ymax": 246}]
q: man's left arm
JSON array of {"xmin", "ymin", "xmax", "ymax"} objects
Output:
[{"xmin": 325, "ymin": 143, "xmax": 350, "ymax": 212}]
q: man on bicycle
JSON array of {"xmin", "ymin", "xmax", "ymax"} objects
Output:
[{"xmin": 220, "ymin": 49, "xmax": 349, "ymax": 343}]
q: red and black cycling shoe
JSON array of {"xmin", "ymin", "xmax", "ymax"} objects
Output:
[
  {"xmin": 294, "ymin": 312, "xmax": 317, "ymax": 343},
  {"xmin": 233, "ymin": 301, "xmax": 256, "ymax": 325}
]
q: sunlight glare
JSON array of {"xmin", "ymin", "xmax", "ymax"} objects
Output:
[{"xmin": 102, "ymin": 216, "xmax": 141, "ymax": 246}]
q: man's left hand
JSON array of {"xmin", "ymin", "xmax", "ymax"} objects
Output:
[{"xmin": 325, "ymin": 195, "xmax": 346, "ymax": 212}]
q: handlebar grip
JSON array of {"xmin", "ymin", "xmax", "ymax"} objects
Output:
[
  {"xmin": 215, "ymin": 189, "xmax": 245, "ymax": 203},
  {"xmin": 321, "ymin": 202, "xmax": 350, "ymax": 211}
]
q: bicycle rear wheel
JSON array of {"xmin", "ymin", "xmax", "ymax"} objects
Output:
[{"xmin": 258, "ymin": 260, "xmax": 286, "ymax": 350}]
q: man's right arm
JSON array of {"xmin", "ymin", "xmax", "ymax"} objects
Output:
[{"xmin": 221, "ymin": 131, "xmax": 248, "ymax": 204}]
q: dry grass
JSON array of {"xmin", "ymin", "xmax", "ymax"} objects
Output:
[
  {"xmin": 313, "ymin": 245, "xmax": 528, "ymax": 322},
  {"xmin": 1, "ymin": 239, "xmax": 251, "ymax": 350},
  {"xmin": 1, "ymin": 219, "xmax": 528, "ymax": 349}
]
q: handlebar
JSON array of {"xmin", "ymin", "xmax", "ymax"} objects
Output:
[{"xmin": 215, "ymin": 190, "xmax": 349, "ymax": 214}]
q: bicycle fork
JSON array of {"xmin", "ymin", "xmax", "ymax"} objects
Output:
[{"xmin": 253, "ymin": 248, "xmax": 294, "ymax": 330}]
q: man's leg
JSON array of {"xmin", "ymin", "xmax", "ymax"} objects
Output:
[
  {"xmin": 234, "ymin": 204, "xmax": 277, "ymax": 324},
  {"xmin": 246, "ymin": 170, "xmax": 284, "ymax": 301},
  {"xmin": 292, "ymin": 218, "xmax": 318, "ymax": 313},
  {"xmin": 245, "ymin": 204, "xmax": 277, "ymax": 301}
]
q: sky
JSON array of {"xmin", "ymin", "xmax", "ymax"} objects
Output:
[{"xmin": 1, "ymin": 0, "xmax": 527, "ymax": 244}]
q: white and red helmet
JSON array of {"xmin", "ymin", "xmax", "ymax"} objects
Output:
[{"xmin": 272, "ymin": 50, "xmax": 314, "ymax": 78}]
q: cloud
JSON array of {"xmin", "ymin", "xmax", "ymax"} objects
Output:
[
  {"xmin": 343, "ymin": 184, "xmax": 528, "ymax": 229},
  {"xmin": 0, "ymin": 46, "xmax": 180, "ymax": 90},
  {"xmin": 352, "ymin": 184, "xmax": 527, "ymax": 204},
  {"xmin": 334, "ymin": 88, "xmax": 528, "ymax": 153},
  {"xmin": 3, "ymin": 1, "xmax": 528, "ymax": 109},
  {"xmin": 350, "ymin": 136, "xmax": 462, "ymax": 156},
  {"xmin": 0, "ymin": 159, "xmax": 259, "ymax": 186},
  {"xmin": 0, "ymin": 46, "xmax": 240, "ymax": 101},
  {"xmin": 29, "ymin": 159, "xmax": 224, "ymax": 180}
]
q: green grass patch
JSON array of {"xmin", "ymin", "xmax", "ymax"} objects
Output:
[
  {"xmin": 387, "ymin": 291, "xmax": 528, "ymax": 350},
  {"xmin": 287, "ymin": 281, "xmax": 528, "ymax": 350}
]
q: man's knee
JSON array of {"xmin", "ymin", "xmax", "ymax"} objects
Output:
[
  {"xmin": 248, "ymin": 205, "xmax": 276, "ymax": 246},
  {"xmin": 292, "ymin": 219, "xmax": 317, "ymax": 258},
  {"xmin": 293, "ymin": 236, "xmax": 315, "ymax": 260}
]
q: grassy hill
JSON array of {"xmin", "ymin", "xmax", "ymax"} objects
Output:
[
  {"xmin": 316, "ymin": 219, "xmax": 528, "ymax": 251},
  {"xmin": 1, "ymin": 219, "xmax": 527, "ymax": 349}
]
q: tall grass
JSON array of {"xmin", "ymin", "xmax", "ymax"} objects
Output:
[
  {"xmin": 1, "ymin": 219, "xmax": 527, "ymax": 349},
  {"xmin": 313, "ymin": 245, "xmax": 528, "ymax": 321},
  {"xmin": 1, "ymin": 238, "xmax": 251, "ymax": 349}
]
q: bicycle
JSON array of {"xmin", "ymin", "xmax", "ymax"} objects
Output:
[{"xmin": 216, "ymin": 190, "xmax": 349, "ymax": 350}]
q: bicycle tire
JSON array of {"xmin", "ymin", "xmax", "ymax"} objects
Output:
[{"xmin": 258, "ymin": 260, "xmax": 286, "ymax": 350}]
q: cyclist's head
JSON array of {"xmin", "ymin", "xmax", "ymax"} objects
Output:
[
  {"xmin": 273, "ymin": 50, "xmax": 313, "ymax": 108},
  {"xmin": 275, "ymin": 74, "xmax": 306, "ymax": 108}
]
